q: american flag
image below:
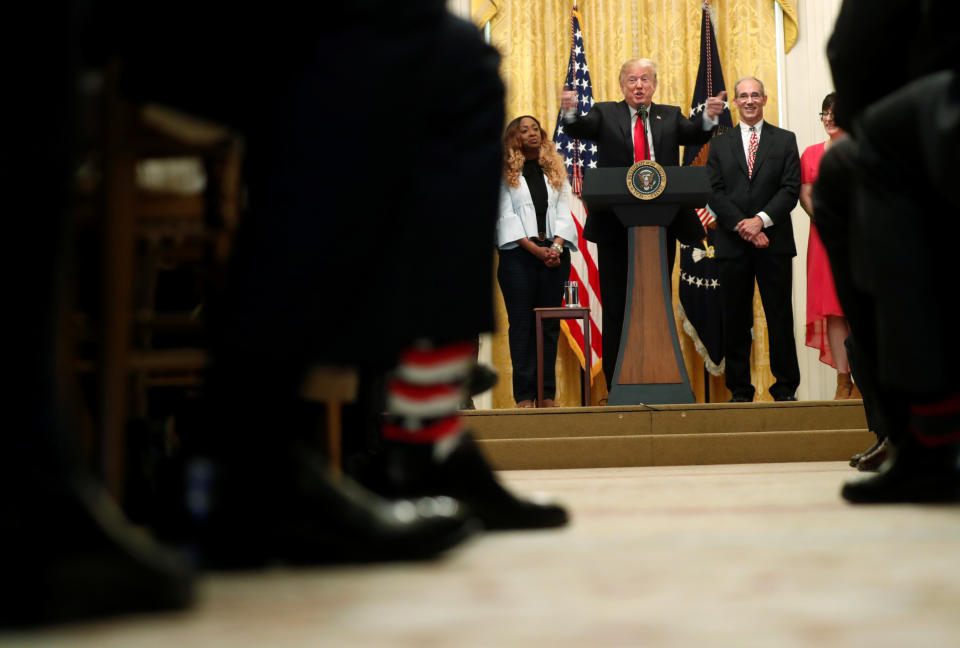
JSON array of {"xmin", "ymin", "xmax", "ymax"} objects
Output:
[
  {"xmin": 552, "ymin": 5, "xmax": 603, "ymax": 384},
  {"xmin": 677, "ymin": 0, "xmax": 731, "ymax": 376},
  {"xmin": 682, "ymin": 0, "xmax": 732, "ymax": 227}
]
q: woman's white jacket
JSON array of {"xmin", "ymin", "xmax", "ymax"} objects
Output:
[{"xmin": 496, "ymin": 172, "xmax": 578, "ymax": 251}]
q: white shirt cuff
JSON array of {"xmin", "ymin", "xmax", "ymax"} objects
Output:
[
  {"xmin": 758, "ymin": 212, "xmax": 773, "ymax": 228},
  {"xmin": 701, "ymin": 111, "xmax": 719, "ymax": 130}
]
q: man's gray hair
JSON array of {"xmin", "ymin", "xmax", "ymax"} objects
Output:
[
  {"xmin": 733, "ymin": 76, "xmax": 765, "ymax": 97},
  {"xmin": 619, "ymin": 58, "xmax": 658, "ymax": 85}
]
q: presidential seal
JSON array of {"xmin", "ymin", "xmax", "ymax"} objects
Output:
[{"xmin": 626, "ymin": 159, "xmax": 667, "ymax": 201}]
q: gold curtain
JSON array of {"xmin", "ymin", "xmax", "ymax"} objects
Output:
[
  {"xmin": 471, "ymin": 0, "xmax": 501, "ymax": 29},
  {"xmin": 478, "ymin": 0, "xmax": 796, "ymax": 408}
]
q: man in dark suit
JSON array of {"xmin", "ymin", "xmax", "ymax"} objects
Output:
[
  {"xmin": 560, "ymin": 58, "xmax": 726, "ymax": 389},
  {"xmin": 706, "ymin": 76, "xmax": 801, "ymax": 402},
  {"xmin": 813, "ymin": 0, "xmax": 960, "ymax": 502},
  {"xmin": 8, "ymin": 1, "xmax": 525, "ymax": 626},
  {"xmin": 121, "ymin": 1, "xmax": 567, "ymax": 540}
]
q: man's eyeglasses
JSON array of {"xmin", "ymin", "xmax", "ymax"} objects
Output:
[{"xmin": 819, "ymin": 111, "xmax": 834, "ymax": 120}]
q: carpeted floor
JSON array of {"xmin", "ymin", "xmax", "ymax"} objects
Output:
[{"xmin": 6, "ymin": 462, "xmax": 960, "ymax": 647}]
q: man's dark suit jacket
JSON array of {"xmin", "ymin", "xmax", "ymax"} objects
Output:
[
  {"xmin": 121, "ymin": 1, "xmax": 504, "ymax": 370},
  {"xmin": 706, "ymin": 123, "xmax": 800, "ymax": 258},
  {"xmin": 706, "ymin": 121, "xmax": 801, "ymax": 399},
  {"xmin": 118, "ymin": 1, "xmax": 505, "ymax": 458},
  {"xmin": 564, "ymin": 100, "xmax": 713, "ymax": 387},
  {"xmin": 565, "ymin": 100, "xmax": 713, "ymax": 244}
]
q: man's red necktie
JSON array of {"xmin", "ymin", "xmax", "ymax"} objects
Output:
[{"xmin": 634, "ymin": 107, "xmax": 649, "ymax": 162}]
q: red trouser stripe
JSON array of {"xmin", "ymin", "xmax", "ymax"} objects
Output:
[
  {"xmin": 382, "ymin": 416, "xmax": 462, "ymax": 444},
  {"xmin": 388, "ymin": 379, "xmax": 459, "ymax": 400},
  {"xmin": 911, "ymin": 422, "xmax": 960, "ymax": 447},
  {"xmin": 398, "ymin": 341, "xmax": 477, "ymax": 368},
  {"xmin": 909, "ymin": 392, "xmax": 960, "ymax": 416}
]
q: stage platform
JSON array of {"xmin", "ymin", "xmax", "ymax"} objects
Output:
[{"xmin": 465, "ymin": 400, "xmax": 871, "ymax": 470}]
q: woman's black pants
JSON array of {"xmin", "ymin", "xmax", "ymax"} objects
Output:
[{"xmin": 497, "ymin": 245, "xmax": 570, "ymax": 403}]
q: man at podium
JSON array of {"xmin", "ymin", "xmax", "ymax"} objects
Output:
[{"xmin": 560, "ymin": 58, "xmax": 726, "ymax": 389}]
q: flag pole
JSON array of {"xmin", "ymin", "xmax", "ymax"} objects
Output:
[
  {"xmin": 704, "ymin": 0, "xmax": 713, "ymax": 99},
  {"xmin": 567, "ymin": 3, "xmax": 582, "ymax": 196},
  {"xmin": 567, "ymin": 2, "xmax": 577, "ymax": 88}
]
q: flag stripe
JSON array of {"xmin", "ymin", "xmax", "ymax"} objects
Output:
[
  {"xmin": 696, "ymin": 205, "xmax": 716, "ymax": 228},
  {"xmin": 553, "ymin": 7, "xmax": 602, "ymax": 379}
]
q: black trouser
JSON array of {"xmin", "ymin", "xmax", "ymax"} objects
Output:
[
  {"xmin": 12, "ymin": 11, "xmax": 83, "ymax": 491},
  {"xmin": 815, "ymin": 62, "xmax": 960, "ymax": 449},
  {"xmin": 812, "ymin": 137, "xmax": 897, "ymax": 442},
  {"xmin": 718, "ymin": 251, "xmax": 800, "ymax": 400},
  {"xmin": 497, "ymin": 244, "xmax": 570, "ymax": 402},
  {"xmin": 595, "ymin": 234, "xmax": 627, "ymax": 391}
]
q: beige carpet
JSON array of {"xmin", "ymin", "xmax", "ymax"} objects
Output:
[{"xmin": 6, "ymin": 462, "xmax": 960, "ymax": 647}]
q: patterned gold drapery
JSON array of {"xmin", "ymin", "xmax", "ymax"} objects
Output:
[
  {"xmin": 471, "ymin": 0, "xmax": 502, "ymax": 27},
  {"xmin": 474, "ymin": 0, "xmax": 798, "ymax": 408}
]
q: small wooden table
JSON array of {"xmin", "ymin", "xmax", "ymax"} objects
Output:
[{"xmin": 534, "ymin": 306, "xmax": 592, "ymax": 407}]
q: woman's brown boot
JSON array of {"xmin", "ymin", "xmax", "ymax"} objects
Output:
[{"xmin": 834, "ymin": 373, "xmax": 853, "ymax": 399}]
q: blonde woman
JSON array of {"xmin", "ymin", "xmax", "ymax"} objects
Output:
[{"xmin": 497, "ymin": 115, "xmax": 577, "ymax": 407}]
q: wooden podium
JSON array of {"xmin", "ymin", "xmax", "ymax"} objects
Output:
[{"xmin": 581, "ymin": 166, "xmax": 710, "ymax": 405}]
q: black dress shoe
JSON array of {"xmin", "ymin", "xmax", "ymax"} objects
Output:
[
  {"xmin": 841, "ymin": 443, "xmax": 960, "ymax": 504},
  {"xmin": 5, "ymin": 478, "xmax": 194, "ymax": 627},
  {"xmin": 855, "ymin": 437, "xmax": 891, "ymax": 472},
  {"xmin": 185, "ymin": 447, "xmax": 479, "ymax": 568},
  {"xmin": 849, "ymin": 435, "xmax": 883, "ymax": 467},
  {"xmin": 773, "ymin": 395, "xmax": 798, "ymax": 402},
  {"xmin": 729, "ymin": 394, "xmax": 752, "ymax": 403},
  {"xmin": 365, "ymin": 433, "xmax": 569, "ymax": 530},
  {"xmin": 468, "ymin": 365, "xmax": 498, "ymax": 397}
]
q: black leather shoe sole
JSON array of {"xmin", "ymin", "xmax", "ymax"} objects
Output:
[
  {"xmin": 849, "ymin": 436, "xmax": 884, "ymax": 467},
  {"xmin": 468, "ymin": 365, "xmax": 498, "ymax": 396},
  {"xmin": 436, "ymin": 435, "xmax": 569, "ymax": 530},
  {"xmin": 842, "ymin": 445, "xmax": 960, "ymax": 504},
  {"xmin": 188, "ymin": 449, "xmax": 480, "ymax": 569},
  {"xmin": 367, "ymin": 434, "xmax": 570, "ymax": 531},
  {"xmin": 855, "ymin": 438, "xmax": 891, "ymax": 472},
  {"xmin": 6, "ymin": 481, "xmax": 194, "ymax": 627},
  {"xmin": 842, "ymin": 471, "xmax": 960, "ymax": 503}
]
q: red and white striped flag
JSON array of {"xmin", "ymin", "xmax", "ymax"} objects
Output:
[
  {"xmin": 552, "ymin": 5, "xmax": 603, "ymax": 381},
  {"xmin": 696, "ymin": 204, "xmax": 717, "ymax": 229}
]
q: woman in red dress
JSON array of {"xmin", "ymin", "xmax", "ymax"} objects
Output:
[{"xmin": 799, "ymin": 93, "xmax": 860, "ymax": 399}]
